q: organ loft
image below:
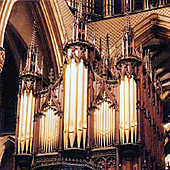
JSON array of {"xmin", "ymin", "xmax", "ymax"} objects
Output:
[{"xmin": 0, "ymin": 0, "xmax": 170, "ymax": 169}]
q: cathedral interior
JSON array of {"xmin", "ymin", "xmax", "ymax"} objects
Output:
[{"xmin": 0, "ymin": 0, "xmax": 170, "ymax": 169}]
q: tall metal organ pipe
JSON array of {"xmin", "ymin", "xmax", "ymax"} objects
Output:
[
  {"xmin": 64, "ymin": 58, "xmax": 88, "ymax": 149},
  {"xmin": 119, "ymin": 75, "xmax": 137, "ymax": 144},
  {"xmin": 39, "ymin": 106, "xmax": 60, "ymax": 153},
  {"xmin": 94, "ymin": 93, "xmax": 115, "ymax": 147},
  {"xmin": 17, "ymin": 88, "xmax": 35, "ymax": 154}
]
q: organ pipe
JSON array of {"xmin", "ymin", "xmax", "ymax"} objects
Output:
[
  {"xmin": 119, "ymin": 75, "xmax": 137, "ymax": 144},
  {"xmin": 64, "ymin": 58, "xmax": 88, "ymax": 149},
  {"xmin": 39, "ymin": 105, "xmax": 60, "ymax": 153},
  {"xmin": 17, "ymin": 90, "xmax": 35, "ymax": 154},
  {"xmin": 94, "ymin": 93, "xmax": 115, "ymax": 147}
]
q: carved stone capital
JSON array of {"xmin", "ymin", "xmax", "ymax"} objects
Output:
[{"xmin": 0, "ymin": 47, "xmax": 5, "ymax": 73}]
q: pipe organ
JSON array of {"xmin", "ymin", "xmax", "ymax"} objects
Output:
[
  {"xmin": 39, "ymin": 103, "xmax": 60, "ymax": 153},
  {"xmin": 94, "ymin": 92, "xmax": 116, "ymax": 147},
  {"xmin": 15, "ymin": 2, "xmax": 165, "ymax": 170},
  {"xmin": 63, "ymin": 57, "xmax": 88, "ymax": 149},
  {"xmin": 119, "ymin": 76, "xmax": 137, "ymax": 144},
  {"xmin": 16, "ymin": 22, "xmax": 42, "ymax": 155},
  {"xmin": 17, "ymin": 88, "xmax": 35, "ymax": 154}
]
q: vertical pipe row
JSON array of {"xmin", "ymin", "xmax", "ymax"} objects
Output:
[
  {"xmin": 120, "ymin": 78, "xmax": 125, "ymax": 143},
  {"xmin": 83, "ymin": 66, "xmax": 88, "ymax": 148},
  {"xmin": 39, "ymin": 109, "xmax": 60, "ymax": 153},
  {"xmin": 63, "ymin": 59, "xmax": 88, "ymax": 149},
  {"xmin": 94, "ymin": 97, "xmax": 115, "ymax": 147},
  {"xmin": 119, "ymin": 76, "xmax": 137, "ymax": 144},
  {"xmin": 17, "ymin": 90, "xmax": 35, "ymax": 154}
]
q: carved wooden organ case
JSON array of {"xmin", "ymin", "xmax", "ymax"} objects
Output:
[{"xmin": 15, "ymin": 6, "xmax": 165, "ymax": 170}]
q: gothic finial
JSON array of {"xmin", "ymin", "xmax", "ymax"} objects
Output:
[
  {"xmin": 124, "ymin": 1, "xmax": 131, "ymax": 33},
  {"xmin": 78, "ymin": 0, "xmax": 83, "ymax": 20},
  {"xmin": 99, "ymin": 37, "xmax": 102, "ymax": 57},
  {"xmin": 106, "ymin": 33, "xmax": 109, "ymax": 57},
  {"xmin": 125, "ymin": 0, "xmax": 130, "ymax": 12},
  {"xmin": 48, "ymin": 68, "xmax": 54, "ymax": 84},
  {"xmin": 30, "ymin": 21, "xmax": 37, "ymax": 49}
]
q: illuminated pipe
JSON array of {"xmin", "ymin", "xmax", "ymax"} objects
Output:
[
  {"xmin": 46, "ymin": 110, "xmax": 49, "ymax": 152},
  {"xmin": 26, "ymin": 91, "xmax": 32, "ymax": 153},
  {"xmin": 40, "ymin": 116, "xmax": 42, "ymax": 151},
  {"xmin": 113, "ymin": 109, "xmax": 115, "ymax": 142},
  {"xmin": 53, "ymin": 114, "xmax": 56, "ymax": 149},
  {"xmin": 51, "ymin": 109, "xmax": 53, "ymax": 151},
  {"xmin": 45, "ymin": 110, "xmax": 48, "ymax": 152},
  {"xmin": 39, "ymin": 116, "xmax": 42, "ymax": 150},
  {"xmin": 77, "ymin": 61, "xmax": 83, "ymax": 148},
  {"xmin": 51, "ymin": 109, "xmax": 54, "ymax": 150},
  {"xmin": 111, "ymin": 107, "xmax": 113, "ymax": 142},
  {"xmin": 102, "ymin": 102, "xmax": 104, "ymax": 146},
  {"xmin": 69, "ymin": 59, "xmax": 77, "ymax": 148},
  {"xmin": 106, "ymin": 101, "xmax": 108, "ymax": 146},
  {"xmin": 64, "ymin": 64, "xmax": 71, "ymax": 148},
  {"xmin": 134, "ymin": 80, "xmax": 137, "ymax": 142},
  {"xmin": 97, "ymin": 109, "xmax": 99, "ymax": 144},
  {"xmin": 51, "ymin": 109, "xmax": 54, "ymax": 152},
  {"xmin": 54, "ymin": 115, "xmax": 57, "ymax": 149},
  {"xmin": 94, "ymin": 110, "xmax": 96, "ymax": 144},
  {"xmin": 44, "ymin": 112, "xmax": 46, "ymax": 152},
  {"xmin": 57, "ymin": 115, "xmax": 59, "ymax": 148},
  {"xmin": 97, "ymin": 106, "xmax": 100, "ymax": 144},
  {"xmin": 63, "ymin": 59, "xmax": 88, "ymax": 149},
  {"xmin": 120, "ymin": 79, "xmax": 125, "ymax": 143},
  {"xmin": 57, "ymin": 115, "xmax": 60, "ymax": 148},
  {"xmin": 99, "ymin": 104, "xmax": 101, "ymax": 146},
  {"xmin": 103, "ymin": 101, "xmax": 106, "ymax": 147},
  {"xmin": 108, "ymin": 106, "xmax": 111, "ymax": 143},
  {"xmin": 48, "ymin": 109, "xmax": 51, "ymax": 152},
  {"xmin": 21, "ymin": 91, "xmax": 28, "ymax": 153},
  {"xmin": 49, "ymin": 108, "xmax": 52, "ymax": 152},
  {"xmin": 44, "ymin": 111, "xmax": 47, "ymax": 152},
  {"xmin": 83, "ymin": 66, "xmax": 88, "ymax": 148},
  {"xmin": 130, "ymin": 77, "xmax": 134, "ymax": 143},
  {"xmin": 42, "ymin": 115, "xmax": 45, "ymax": 151},
  {"xmin": 30, "ymin": 94, "xmax": 35, "ymax": 153},
  {"xmin": 18, "ymin": 93, "xmax": 24, "ymax": 154},
  {"xmin": 25, "ymin": 92, "xmax": 29, "ymax": 153},
  {"xmin": 125, "ymin": 76, "xmax": 130, "ymax": 143}
]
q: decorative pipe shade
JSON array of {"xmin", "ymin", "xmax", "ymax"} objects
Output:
[
  {"xmin": 64, "ymin": 58, "xmax": 88, "ymax": 149},
  {"xmin": 94, "ymin": 93, "xmax": 115, "ymax": 147},
  {"xmin": 39, "ymin": 107, "xmax": 60, "ymax": 153},
  {"xmin": 119, "ymin": 75, "xmax": 137, "ymax": 144},
  {"xmin": 17, "ymin": 90, "xmax": 35, "ymax": 154}
]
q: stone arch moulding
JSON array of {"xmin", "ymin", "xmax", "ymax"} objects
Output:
[
  {"xmin": 0, "ymin": 135, "xmax": 15, "ymax": 167},
  {"xmin": 0, "ymin": 0, "xmax": 17, "ymax": 47},
  {"xmin": 29, "ymin": 0, "xmax": 74, "ymax": 73}
]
